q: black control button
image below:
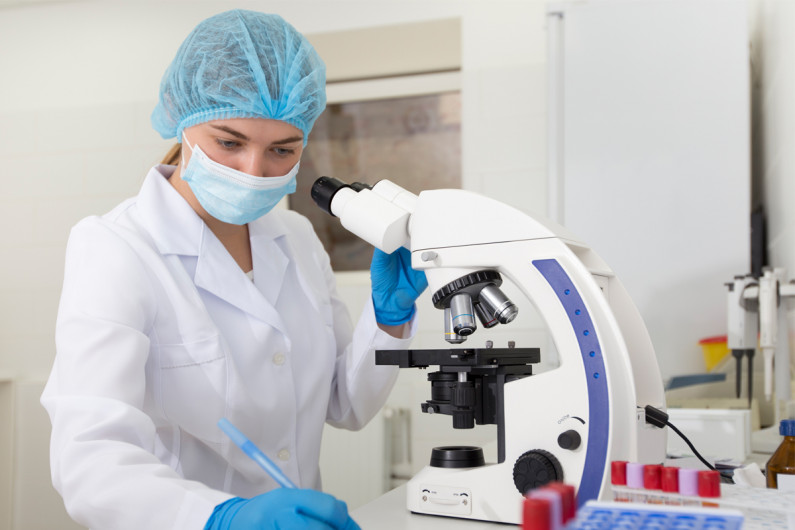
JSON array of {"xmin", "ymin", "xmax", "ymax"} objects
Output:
[{"xmin": 557, "ymin": 430, "xmax": 582, "ymax": 450}]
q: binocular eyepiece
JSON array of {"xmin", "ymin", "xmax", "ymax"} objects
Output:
[{"xmin": 311, "ymin": 177, "xmax": 518, "ymax": 344}]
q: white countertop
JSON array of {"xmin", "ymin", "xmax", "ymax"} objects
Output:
[{"xmin": 350, "ymin": 484, "xmax": 514, "ymax": 529}]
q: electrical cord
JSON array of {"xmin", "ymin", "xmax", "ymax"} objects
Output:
[{"xmin": 644, "ymin": 405, "xmax": 734, "ymax": 482}]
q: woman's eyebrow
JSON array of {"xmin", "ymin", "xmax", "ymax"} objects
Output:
[
  {"xmin": 209, "ymin": 124, "xmax": 249, "ymax": 140},
  {"xmin": 272, "ymin": 135, "xmax": 304, "ymax": 145},
  {"xmin": 208, "ymin": 124, "xmax": 302, "ymax": 145}
]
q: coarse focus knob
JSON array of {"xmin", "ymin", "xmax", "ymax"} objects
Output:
[
  {"xmin": 557, "ymin": 430, "xmax": 582, "ymax": 451},
  {"xmin": 513, "ymin": 449, "xmax": 563, "ymax": 495}
]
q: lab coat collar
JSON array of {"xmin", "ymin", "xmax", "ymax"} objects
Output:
[
  {"xmin": 136, "ymin": 165, "xmax": 204, "ymax": 256},
  {"xmin": 136, "ymin": 166, "xmax": 291, "ymax": 334},
  {"xmin": 248, "ymin": 217, "xmax": 290, "ymax": 306}
]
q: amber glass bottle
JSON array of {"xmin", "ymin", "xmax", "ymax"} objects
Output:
[{"xmin": 766, "ymin": 419, "xmax": 795, "ymax": 488}]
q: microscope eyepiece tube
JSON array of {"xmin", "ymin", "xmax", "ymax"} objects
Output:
[
  {"xmin": 449, "ymin": 293, "xmax": 477, "ymax": 336},
  {"xmin": 478, "ymin": 284, "xmax": 519, "ymax": 324},
  {"xmin": 310, "ymin": 177, "xmax": 414, "ymax": 253},
  {"xmin": 311, "ymin": 176, "xmax": 349, "ymax": 216},
  {"xmin": 444, "ymin": 307, "xmax": 467, "ymax": 344}
]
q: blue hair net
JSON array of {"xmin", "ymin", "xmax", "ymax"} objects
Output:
[{"xmin": 151, "ymin": 10, "xmax": 326, "ymax": 144}]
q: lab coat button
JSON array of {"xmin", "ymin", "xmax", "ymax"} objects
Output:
[
  {"xmin": 273, "ymin": 353, "xmax": 286, "ymax": 366},
  {"xmin": 278, "ymin": 449, "xmax": 290, "ymax": 461}
]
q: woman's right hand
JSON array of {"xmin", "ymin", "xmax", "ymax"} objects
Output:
[{"xmin": 204, "ymin": 489, "xmax": 360, "ymax": 530}]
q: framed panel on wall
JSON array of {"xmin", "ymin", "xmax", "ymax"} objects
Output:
[{"xmin": 291, "ymin": 72, "xmax": 461, "ymax": 271}]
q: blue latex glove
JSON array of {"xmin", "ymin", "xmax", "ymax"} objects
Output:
[
  {"xmin": 204, "ymin": 489, "xmax": 360, "ymax": 530},
  {"xmin": 370, "ymin": 247, "xmax": 428, "ymax": 326}
]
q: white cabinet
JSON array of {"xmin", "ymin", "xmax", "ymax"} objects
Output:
[{"xmin": 547, "ymin": 0, "xmax": 751, "ymax": 377}]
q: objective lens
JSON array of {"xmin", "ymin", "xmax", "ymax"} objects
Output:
[
  {"xmin": 444, "ymin": 307, "xmax": 467, "ymax": 344},
  {"xmin": 478, "ymin": 284, "xmax": 518, "ymax": 324},
  {"xmin": 449, "ymin": 294, "xmax": 477, "ymax": 336},
  {"xmin": 474, "ymin": 301, "xmax": 499, "ymax": 328}
]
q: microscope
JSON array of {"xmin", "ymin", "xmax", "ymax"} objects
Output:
[{"xmin": 312, "ymin": 177, "xmax": 667, "ymax": 524}]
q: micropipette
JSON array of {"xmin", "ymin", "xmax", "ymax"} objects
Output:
[
  {"xmin": 759, "ymin": 269, "xmax": 778, "ymax": 401},
  {"xmin": 218, "ymin": 418, "xmax": 296, "ymax": 489},
  {"xmin": 726, "ymin": 275, "xmax": 759, "ymax": 405}
]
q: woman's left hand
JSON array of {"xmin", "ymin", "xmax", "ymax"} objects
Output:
[{"xmin": 370, "ymin": 247, "xmax": 428, "ymax": 326}]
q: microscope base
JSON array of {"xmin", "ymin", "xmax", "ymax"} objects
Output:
[{"xmin": 404, "ymin": 463, "xmax": 527, "ymax": 524}]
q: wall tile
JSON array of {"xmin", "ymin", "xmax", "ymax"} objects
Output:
[
  {"xmin": 133, "ymin": 100, "xmax": 169, "ymax": 146},
  {"xmin": 82, "ymin": 146, "xmax": 166, "ymax": 197},
  {"xmin": 0, "ymin": 288, "xmax": 59, "ymax": 378},
  {"xmin": 0, "ymin": 245, "xmax": 65, "ymax": 291},
  {"xmin": 0, "ymin": 111, "xmax": 37, "ymax": 157},
  {"xmin": 14, "ymin": 380, "xmax": 84, "ymax": 529},
  {"xmin": 469, "ymin": 114, "xmax": 546, "ymax": 174},
  {"xmin": 0, "ymin": 336, "xmax": 56, "ymax": 380},
  {"xmin": 33, "ymin": 195, "xmax": 131, "ymax": 246},
  {"xmin": 478, "ymin": 63, "xmax": 546, "ymax": 120},
  {"xmin": 0, "ymin": 199, "xmax": 36, "ymax": 246},
  {"xmin": 36, "ymin": 104, "xmax": 136, "ymax": 154},
  {"xmin": 0, "ymin": 290, "xmax": 36, "ymax": 337},
  {"xmin": 478, "ymin": 166, "xmax": 547, "ymax": 217},
  {"xmin": 3, "ymin": 152, "xmax": 85, "ymax": 199},
  {"xmin": 0, "ymin": 380, "xmax": 11, "ymax": 530}
]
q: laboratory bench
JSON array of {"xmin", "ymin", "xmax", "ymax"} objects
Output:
[{"xmin": 350, "ymin": 453, "xmax": 782, "ymax": 529}]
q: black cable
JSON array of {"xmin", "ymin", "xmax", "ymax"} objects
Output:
[
  {"xmin": 664, "ymin": 419, "xmax": 716, "ymax": 472},
  {"xmin": 644, "ymin": 405, "xmax": 734, "ymax": 482}
]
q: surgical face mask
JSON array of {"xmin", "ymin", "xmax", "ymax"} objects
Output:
[{"xmin": 181, "ymin": 134, "xmax": 299, "ymax": 225}]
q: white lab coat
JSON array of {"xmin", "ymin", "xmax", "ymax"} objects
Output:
[{"xmin": 41, "ymin": 165, "xmax": 413, "ymax": 530}]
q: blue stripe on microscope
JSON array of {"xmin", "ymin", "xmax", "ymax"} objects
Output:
[{"xmin": 533, "ymin": 259, "xmax": 609, "ymax": 508}]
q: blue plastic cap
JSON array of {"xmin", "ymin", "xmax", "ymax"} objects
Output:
[{"xmin": 780, "ymin": 419, "xmax": 795, "ymax": 436}]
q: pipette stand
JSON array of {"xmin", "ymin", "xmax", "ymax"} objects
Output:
[{"xmin": 729, "ymin": 268, "xmax": 795, "ymax": 453}]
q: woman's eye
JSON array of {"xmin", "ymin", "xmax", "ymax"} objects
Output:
[
  {"xmin": 216, "ymin": 138, "xmax": 240, "ymax": 150},
  {"xmin": 273, "ymin": 147, "xmax": 295, "ymax": 157}
]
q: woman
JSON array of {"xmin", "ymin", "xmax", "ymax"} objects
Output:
[{"xmin": 41, "ymin": 10, "xmax": 426, "ymax": 530}]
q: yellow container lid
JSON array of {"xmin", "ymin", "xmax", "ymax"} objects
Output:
[{"xmin": 698, "ymin": 335, "xmax": 729, "ymax": 372}]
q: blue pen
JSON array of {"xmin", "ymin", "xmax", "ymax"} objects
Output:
[{"xmin": 218, "ymin": 418, "xmax": 296, "ymax": 489}]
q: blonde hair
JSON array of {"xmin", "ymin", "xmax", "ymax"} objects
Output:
[{"xmin": 161, "ymin": 143, "xmax": 182, "ymax": 166}]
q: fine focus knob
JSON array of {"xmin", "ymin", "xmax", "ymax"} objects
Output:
[
  {"xmin": 557, "ymin": 430, "xmax": 582, "ymax": 451},
  {"xmin": 513, "ymin": 449, "xmax": 563, "ymax": 495}
]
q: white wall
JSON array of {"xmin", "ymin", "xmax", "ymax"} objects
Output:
[{"xmin": 750, "ymin": 0, "xmax": 795, "ymax": 271}]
